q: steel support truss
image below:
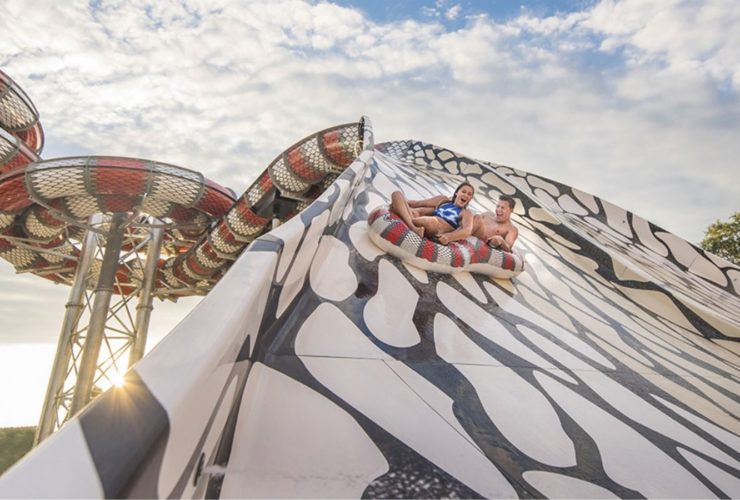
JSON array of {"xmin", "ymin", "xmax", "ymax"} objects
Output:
[{"xmin": 35, "ymin": 214, "xmax": 165, "ymax": 444}]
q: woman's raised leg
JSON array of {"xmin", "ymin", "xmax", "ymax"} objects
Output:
[{"xmin": 390, "ymin": 191, "xmax": 424, "ymax": 237}]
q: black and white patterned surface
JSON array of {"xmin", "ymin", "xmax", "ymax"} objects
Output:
[{"xmin": 1, "ymin": 140, "xmax": 738, "ymax": 498}]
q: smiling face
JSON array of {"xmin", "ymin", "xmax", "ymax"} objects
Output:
[
  {"xmin": 453, "ymin": 184, "xmax": 475, "ymax": 208},
  {"xmin": 495, "ymin": 199, "xmax": 513, "ymax": 222}
]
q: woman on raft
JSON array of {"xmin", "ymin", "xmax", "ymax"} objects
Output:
[{"xmin": 389, "ymin": 182, "xmax": 475, "ymax": 246}]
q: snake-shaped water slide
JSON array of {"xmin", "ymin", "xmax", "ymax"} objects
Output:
[{"xmin": 1, "ymin": 70, "xmax": 739, "ymax": 498}]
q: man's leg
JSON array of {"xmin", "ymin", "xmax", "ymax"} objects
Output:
[{"xmin": 390, "ymin": 191, "xmax": 424, "ymax": 237}]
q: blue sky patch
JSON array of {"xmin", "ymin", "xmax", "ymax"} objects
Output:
[{"xmin": 332, "ymin": 0, "xmax": 596, "ymax": 28}]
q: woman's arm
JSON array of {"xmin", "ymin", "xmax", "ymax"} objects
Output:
[{"xmin": 436, "ymin": 210, "xmax": 473, "ymax": 245}]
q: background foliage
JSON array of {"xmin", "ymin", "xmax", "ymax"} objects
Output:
[
  {"xmin": 0, "ymin": 427, "xmax": 35, "ymax": 475},
  {"xmin": 700, "ymin": 212, "xmax": 740, "ymax": 266}
]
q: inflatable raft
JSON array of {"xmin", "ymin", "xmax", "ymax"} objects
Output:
[{"xmin": 367, "ymin": 206, "xmax": 524, "ymax": 278}]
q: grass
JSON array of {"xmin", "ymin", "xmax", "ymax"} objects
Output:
[{"xmin": 0, "ymin": 427, "xmax": 35, "ymax": 476}]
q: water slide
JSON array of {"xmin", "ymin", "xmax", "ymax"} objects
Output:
[{"xmin": 1, "ymin": 122, "xmax": 739, "ymax": 498}]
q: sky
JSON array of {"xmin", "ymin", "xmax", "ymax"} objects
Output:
[{"xmin": 1, "ymin": 0, "xmax": 738, "ymax": 427}]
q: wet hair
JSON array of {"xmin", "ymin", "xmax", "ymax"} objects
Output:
[
  {"xmin": 452, "ymin": 182, "xmax": 475, "ymax": 207},
  {"xmin": 498, "ymin": 195, "xmax": 515, "ymax": 210}
]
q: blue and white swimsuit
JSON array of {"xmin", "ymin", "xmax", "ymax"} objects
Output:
[{"xmin": 434, "ymin": 202, "xmax": 463, "ymax": 229}]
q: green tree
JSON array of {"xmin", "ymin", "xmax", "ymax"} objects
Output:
[
  {"xmin": 700, "ymin": 212, "xmax": 740, "ymax": 265},
  {"xmin": 0, "ymin": 427, "xmax": 35, "ymax": 474}
]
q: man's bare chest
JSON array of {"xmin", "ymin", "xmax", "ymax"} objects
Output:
[{"xmin": 483, "ymin": 219, "xmax": 510, "ymax": 236}]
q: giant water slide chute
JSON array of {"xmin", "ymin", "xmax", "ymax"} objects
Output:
[
  {"xmin": 2, "ymin": 112, "xmax": 739, "ymax": 497},
  {"xmin": 0, "ymin": 69, "xmax": 44, "ymax": 155},
  {"xmin": 0, "ymin": 86, "xmax": 363, "ymax": 297}
]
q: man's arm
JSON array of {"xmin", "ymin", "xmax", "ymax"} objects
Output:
[
  {"xmin": 486, "ymin": 226, "xmax": 518, "ymax": 253},
  {"xmin": 506, "ymin": 226, "xmax": 519, "ymax": 252},
  {"xmin": 504, "ymin": 226, "xmax": 518, "ymax": 251}
]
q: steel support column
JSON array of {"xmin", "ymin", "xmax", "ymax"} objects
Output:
[
  {"xmin": 69, "ymin": 213, "xmax": 127, "ymax": 415},
  {"xmin": 128, "ymin": 225, "xmax": 164, "ymax": 366},
  {"xmin": 35, "ymin": 215, "xmax": 169, "ymax": 443},
  {"xmin": 35, "ymin": 218, "xmax": 100, "ymax": 444}
]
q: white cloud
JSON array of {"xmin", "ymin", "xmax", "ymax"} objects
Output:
[
  {"xmin": 420, "ymin": 0, "xmax": 463, "ymax": 22},
  {"xmin": 587, "ymin": 0, "xmax": 740, "ymax": 87},
  {"xmin": 446, "ymin": 4, "xmax": 462, "ymax": 21}
]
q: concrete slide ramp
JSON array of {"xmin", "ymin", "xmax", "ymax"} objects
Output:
[{"xmin": 2, "ymin": 137, "xmax": 739, "ymax": 498}]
